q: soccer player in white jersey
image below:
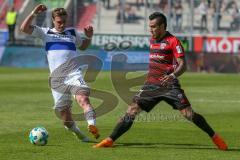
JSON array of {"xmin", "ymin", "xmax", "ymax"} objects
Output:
[{"xmin": 20, "ymin": 4, "xmax": 100, "ymax": 142}]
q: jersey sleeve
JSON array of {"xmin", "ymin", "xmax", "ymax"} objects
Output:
[
  {"xmin": 75, "ymin": 29, "xmax": 84, "ymax": 47},
  {"xmin": 31, "ymin": 25, "xmax": 48, "ymax": 40},
  {"xmin": 172, "ymin": 38, "xmax": 185, "ymax": 58}
]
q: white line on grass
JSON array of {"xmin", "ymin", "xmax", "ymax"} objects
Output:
[{"xmin": 192, "ymin": 99, "xmax": 240, "ymax": 103}]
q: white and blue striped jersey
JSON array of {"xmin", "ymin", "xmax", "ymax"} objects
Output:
[{"xmin": 31, "ymin": 26, "xmax": 85, "ymax": 73}]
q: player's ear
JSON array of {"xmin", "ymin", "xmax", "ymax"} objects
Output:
[{"xmin": 159, "ymin": 23, "xmax": 165, "ymax": 29}]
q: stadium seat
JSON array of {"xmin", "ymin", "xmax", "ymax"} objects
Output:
[{"xmin": 0, "ymin": 0, "xmax": 24, "ymax": 29}]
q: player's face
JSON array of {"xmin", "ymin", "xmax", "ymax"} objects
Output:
[
  {"xmin": 52, "ymin": 15, "xmax": 67, "ymax": 32},
  {"xmin": 149, "ymin": 19, "xmax": 165, "ymax": 39}
]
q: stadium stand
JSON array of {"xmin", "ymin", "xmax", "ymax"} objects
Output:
[
  {"xmin": 35, "ymin": 0, "xmax": 66, "ymax": 8},
  {"xmin": 92, "ymin": 0, "xmax": 240, "ymax": 35},
  {"xmin": 0, "ymin": 0, "xmax": 8, "ymax": 29},
  {"xmin": 76, "ymin": 2, "xmax": 97, "ymax": 30},
  {"xmin": 1, "ymin": 0, "xmax": 240, "ymax": 73},
  {"xmin": 0, "ymin": 0, "xmax": 23, "ymax": 29},
  {"xmin": 1, "ymin": 0, "xmax": 239, "ymax": 42}
]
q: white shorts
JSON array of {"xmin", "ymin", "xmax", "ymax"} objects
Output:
[{"xmin": 49, "ymin": 71, "xmax": 90, "ymax": 111}]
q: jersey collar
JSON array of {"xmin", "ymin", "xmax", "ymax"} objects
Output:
[{"xmin": 152, "ymin": 31, "xmax": 171, "ymax": 43}]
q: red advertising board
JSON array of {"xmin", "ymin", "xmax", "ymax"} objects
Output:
[{"xmin": 194, "ymin": 36, "xmax": 240, "ymax": 54}]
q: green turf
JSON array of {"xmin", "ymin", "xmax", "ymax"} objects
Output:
[{"xmin": 0, "ymin": 67, "xmax": 239, "ymax": 160}]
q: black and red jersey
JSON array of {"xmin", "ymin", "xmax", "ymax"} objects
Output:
[{"xmin": 146, "ymin": 31, "xmax": 185, "ymax": 85}]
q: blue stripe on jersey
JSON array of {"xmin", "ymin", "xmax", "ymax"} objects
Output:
[
  {"xmin": 47, "ymin": 29, "xmax": 76, "ymax": 37},
  {"xmin": 45, "ymin": 42, "xmax": 76, "ymax": 51},
  {"xmin": 67, "ymin": 29, "xmax": 76, "ymax": 37}
]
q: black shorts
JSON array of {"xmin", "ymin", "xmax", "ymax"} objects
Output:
[{"xmin": 133, "ymin": 83, "xmax": 191, "ymax": 112}]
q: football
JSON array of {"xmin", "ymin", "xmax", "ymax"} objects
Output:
[{"xmin": 29, "ymin": 127, "xmax": 49, "ymax": 146}]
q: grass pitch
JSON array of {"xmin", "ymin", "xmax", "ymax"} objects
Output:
[{"xmin": 0, "ymin": 67, "xmax": 240, "ymax": 160}]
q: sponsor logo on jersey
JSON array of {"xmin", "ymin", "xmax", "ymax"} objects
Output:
[
  {"xmin": 150, "ymin": 44, "xmax": 161, "ymax": 50},
  {"xmin": 150, "ymin": 54, "xmax": 165, "ymax": 59},
  {"xmin": 150, "ymin": 43, "xmax": 168, "ymax": 50},
  {"xmin": 176, "ymin": 45, "xmax": 183, "ymax": 54},
  {"xmin": 160, "ymin": 43, "xmax": 167, "ymax": 49}
]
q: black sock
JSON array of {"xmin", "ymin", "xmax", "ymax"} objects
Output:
[
  {"xmin": 192, "ymin": 112, "xmax": 215, "ymax": 137},
  {"xmin": 110, "ymin": 114, "xmax": 135, "ymax": 141}
]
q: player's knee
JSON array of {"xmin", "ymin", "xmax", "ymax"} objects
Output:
[
  {"xmin": 75, "ymin": 94, "xmax": 90, "ymax": 106},
  {"xmin": 181, "ymin": 107, "xmax": 194, "ymax": 121},
  {"xmin": 127, "ymin": 103, "xmax": 141, "ymax": 117}
]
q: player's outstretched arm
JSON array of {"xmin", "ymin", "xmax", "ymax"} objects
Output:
[
  {"xmin": 20, "ymin": 4, "xmax": 47, "ymax": 35},
  {"xmin": 79, "ymin": 25, "xmax": 93, "ymax": 50}
]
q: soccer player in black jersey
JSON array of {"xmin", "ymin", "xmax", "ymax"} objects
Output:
[{"xmin": 94, "ymin": 12, "xmax": 227, "ymax": 150}]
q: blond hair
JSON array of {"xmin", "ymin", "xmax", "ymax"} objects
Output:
[{"xmin": 52, "ymin": 8, "xmax": 67, "ymax": 19}]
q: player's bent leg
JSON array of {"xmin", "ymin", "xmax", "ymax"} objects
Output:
[
  {"xmin": 75, "ymin": 94, "xmax": 100, "ymax": 139},
  {"xmin": 59, "ymin": 106, "xmax": 74, "ymax": 128},
  {"xmin": 109, "ymin": 103, "xmax": 142, "ymax": 141},
  {"xmin": 180, "ymin": 106, "xmax": 194, "ymax": 121},
  {"xmin": 93, "ymin": 103, "xmax": 142, "ymax": 148},
  {"xmin": 180, "ymin": 106, "xmax": 216, "ymax": 137},
  {"xmin": 59, "ymin": 107, "xmax": 89, "ymax": 142},
  {"xmin": 180, "ymin": 106, "xmax": 228, "ymax": 150}
]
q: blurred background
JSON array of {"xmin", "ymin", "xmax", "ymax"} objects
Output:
[{"xmin": 0, "ymin": 0, "xmax": 240, "ymax": 73}]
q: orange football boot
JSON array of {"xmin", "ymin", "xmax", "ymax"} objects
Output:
[
  {"xmin": 88, "ymin": 125, "xmax": 100, "ymax": 139},
  {"xmin": 93, "ymin": 138, "xmax": 113, "ymax": 148},
  {"xmin": 212, "ymin": 134, "xmax": 228, "ymax": 151}
]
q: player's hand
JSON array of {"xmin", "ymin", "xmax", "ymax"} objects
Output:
[
  {"xmin": 32, "ymin": 4, "xmax": 47, "ymax": 15},
  {"xmin": 159, "ymin": 74, "xmax": 175, "ymax": 87},
  {"xmin": 84, "ymin": 25, "xmax": 93, "ymax": 39}
]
